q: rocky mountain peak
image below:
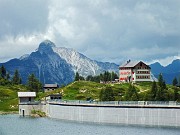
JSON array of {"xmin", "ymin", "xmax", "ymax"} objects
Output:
[
  {"xmin": 0, "ymin": 40, "xmax": 118, "ymax": 85},
  {"xmin": 38, "ymin": 40, "xmax": 56, "ymax": 54}
]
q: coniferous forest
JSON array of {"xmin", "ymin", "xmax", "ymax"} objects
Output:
[{"xmin": 0, "ymin": 65, "xmax": 42, "ymax": 92}]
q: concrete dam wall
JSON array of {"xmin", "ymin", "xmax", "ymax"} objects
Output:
[
  {"xmin": 19, "ymin": 103, "xmax": 47, "ymax": 116},
  {"xmin": 48, "ymin": 103, "xmax": 180, "ymax": 127}
]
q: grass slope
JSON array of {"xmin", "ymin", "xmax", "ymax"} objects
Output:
[
  {"xmin": 38, "ymin": 81, "xmax": 179, "ymax": 101},
  {"xmin": 0, "ymin": 81, "xmax": 179, "ymax": 112},
  {"xmin": 0, "ymin": 85, "xmax": 27, "ymax": 112},
  {"xmin": 38, "ymin": 81, "xmax": 154, "ymax": 101}
]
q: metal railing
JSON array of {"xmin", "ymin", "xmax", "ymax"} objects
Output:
[{"xmin": 47, "ymin": 100, "xmax": 180, "ymax": 107}]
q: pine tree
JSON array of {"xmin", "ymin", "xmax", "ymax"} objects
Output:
[
  {"xmin": 124, "ymin": 84, "xmax": 139, "ymax": 101},
  {"xmin": 124, "ymin": 85, "xmax": 132, "ymax": 100},
  {"xmin": 99, "ymin": 87, "xmax": 115, "ymax": 101},
  {"xmin": 131, "ymin": 85, "xmax": 139, "ymax": 101},
  {"xmin": 0, "ymin": 65, "xmax": 11, "ymax": 85},
  {"xmin": 99, "ymin": 89, "xmax": 104, "ymax": 101},
  {"xmin": 155, "ymin": 88, "xmax": 162, "ymax": 101},
  {"xmin": 150, "ymin": 81, "xmax": 158, "ymax": 100},
  {"xmin": 0, "ymin": 65, "xmax": 6, "ymax": 79},
  {"xmin": 174, "ymin": 87, "xmax": 179, "ymax": 101},
  {"xmin": 79, "ymin": 76, "xmax": 85, "ymax": 80},
  {"xmin": 12, "ymin": 70, "xmax": 21, "ymax": 85},
  {"xmin": 114, "ymin": 72, "xmax": 119, "ymax": 80},
  {"xmin": 103, "ymin": 71, "xmax": 107, "ymax": 82},
  {"xmin": 162, "ymin": 81, "xmax": 166, "ymax": 89},
  {"xmin": 75, "ymin": 72, "xmax": 80, "ymax": 81},
  {"xmin": 86, "ymin": 75, "xmax": 93, "ymax": 81},
  {"xmin": 27, "ymin": 74, "xmax": 42, "ymax": 92},
  {"xmin": 111, "ymin": 72, "xmax": 118, "ymax": 81},
  {"xmin": 108, "ymin": 72, "xmax": 111, "ymax": 81},
  {"xmin": 178, "ymin": 76, "xmax": 180, "ymax": 86},
  {"xmin": 107, "ymin": 87, "xmax": 115, "ymax": 101},
  {"xmin": 158, "ymin": 73, "xmax": 163, "ymax": 88},
  {"xmin": 172, "ymin": 77, "xmax": 178, "ymax": 86},
  {"xmin": 6, "ymin": 73, "xmax": 10, "ymax": 80},
  {"xmin": 100, "ymin": 73, "xmax": 104, "ymax": 81},
  {"xmin": 155, "ymin": 73, "xmax": 167, "ymax": 101}
]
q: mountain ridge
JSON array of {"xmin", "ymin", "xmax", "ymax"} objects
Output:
[
  {"xmin": 150, "ymin": 59, "xmax": 180, "ymax": 84},
  {"xmin": 0, "ymin": 40, "xmax": 118, "ymax": 85},
  {"xmin": 0, "ymin": 40, "xmax": 179, "ymax": 85}
]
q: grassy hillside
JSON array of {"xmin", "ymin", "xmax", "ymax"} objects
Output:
[
  {"xmin": 0, "ymin": 85, "xmax": 27, "ymax": 112},
  {"xmin": 37, "ymin": 81, "xmax": 153, "ymax": 101},
  {"xmin": 38, "ymin": 81, "xmax": 180, "ymax": 101},
  {"xmin": 0, "ymin": 81, "xmax": 179, "ymax": 112}
]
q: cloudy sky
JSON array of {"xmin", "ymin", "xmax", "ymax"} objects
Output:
[{"xmin": 0, "ymin": 0, "xmax": 179, "ymax": 66}]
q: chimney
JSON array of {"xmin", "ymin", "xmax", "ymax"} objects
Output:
[{"xmin": 127, "ymin": 59, "xmax": 131, "ymax": 63}]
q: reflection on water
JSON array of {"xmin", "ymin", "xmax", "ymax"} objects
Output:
[{"xmin": 0, "ymin": 115, "xmax": 180, "ymax": 135}]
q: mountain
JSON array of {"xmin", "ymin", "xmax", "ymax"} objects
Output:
[
  {"xmin": 52, "ymin": 46, "xmax": 118, "ymax": 77},
  {"xmin": 0, "ymin": 40, "xmax": 75, "ymax": 85},
  {"xmin": 0, "ymin": 40, "xmax": 118, "ymax": 85},
  {"xmin": 150, "ymin": 59, "xmax": 180, "ymax": 84}
]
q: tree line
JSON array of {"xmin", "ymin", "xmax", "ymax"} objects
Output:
[
  {"xmin": 99, "ymin": 74, "xmax": 180, "ymax": 101},
  {"xmin": 75, "ymin": 71, "xmax": 119, "ymax": 83},
  {"xmin": 0, "ymin": 65, "xmax": 42, "ymax": 92},
  {"xmin": 147, "ymin": 74, "xmax": 180, "ymax": 101},
  {"xmin": 172, "ymin": 77, "xmax": 180, "ymax": 87}
]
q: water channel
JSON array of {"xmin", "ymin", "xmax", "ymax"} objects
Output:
[{"xmin": 0, "ymin": 115, "xmax": 180, "ymax": 135}]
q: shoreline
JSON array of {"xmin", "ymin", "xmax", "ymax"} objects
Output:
[{"xmin": 0, "ymin": 111, "xmax": 18, "ymax": 115}]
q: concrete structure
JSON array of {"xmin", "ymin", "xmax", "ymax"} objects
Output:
[
  {"xmin": 48, "ymin": 102, "xmax": 180, "ymax": 128},
  {"xmin": 18, "ymin": 92, "xmax": 38, "ymax": 116},
  {"xmin": 18, "ymin": 98, "xmax": 180, "ymax": 127},
  {"xmin": 19, "ymin": 103, "xmax": 46, "ymax": 116},
  {"xmin": 18, "ymin": 92, "xmax": 36, "ymax": 103},
  {"xmin": 44, "ymin": 84, "xmax": 58, "ymax": 92},
  {"xmin": 119, "ymin": 60, "xmax": 151, "ymax": 82},
  {"xmin": 46, "ymin": 94, "xmax": 62, "ymax": 100}
]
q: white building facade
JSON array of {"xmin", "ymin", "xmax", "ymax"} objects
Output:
[{"xmin": 119, "ymin": 60, "xmax": 151, "ymax": 82}]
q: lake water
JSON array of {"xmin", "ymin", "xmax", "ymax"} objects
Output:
[{"xmin": 0, "ymin": 115, "xmax": 180, "ymax": 135}]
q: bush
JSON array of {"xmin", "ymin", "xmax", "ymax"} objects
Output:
[{"xmin": 31, "ymin": 110, "xmax": 46, "ymax": 117}]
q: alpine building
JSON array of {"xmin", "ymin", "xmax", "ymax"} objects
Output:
[{"xmin": 119, "ymin": 60, "xmax": 151, "ymax": 82}]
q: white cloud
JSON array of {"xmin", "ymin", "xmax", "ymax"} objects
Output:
[
  {"xmin": 0, "ymin": 0, "xmax": 179, "ymax": 66},
  {"xmin": 146, "ymin": 54, "xmax": 180, "ymax": 67}
]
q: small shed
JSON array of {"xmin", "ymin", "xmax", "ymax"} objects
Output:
[
  {"xmin": 44, "ymin": 84, "xmax": 59, "ymax": 92},
  {"xmin": 18, "ymin": 92, "xmax": 36, "ymax": 103}
]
